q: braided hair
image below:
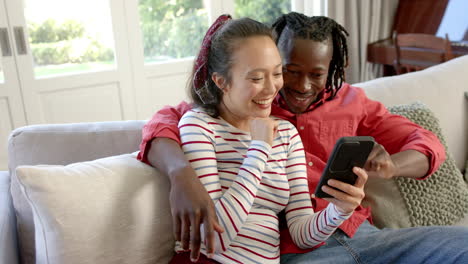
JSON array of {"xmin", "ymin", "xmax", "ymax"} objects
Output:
[{"xmin": 272, "ymin": 12, "xmax": 349, "ymax": 99}]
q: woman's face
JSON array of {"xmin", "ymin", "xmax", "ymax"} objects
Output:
[
  {"xmin": 217, "ymin": 36, "xmax": 283, "ymax": 128},
  {"xmin": 278, "ymin": 37, "xmax": 333, "ymax": 114}
]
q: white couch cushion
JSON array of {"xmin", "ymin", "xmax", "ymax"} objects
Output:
[
  {"xmin": 16, "ymin": 152, "xmax": 174, "ymax": 264},
  {"xmin": 8, "ymin": 120, "xmax": 145, "ymax": 263},
  {"xmin": 355, "ymin": 55, "xmax": 468, "ymax": 170},
  {"xmin": 0, "ymin": 171, "xmax": 19, "ymax": 264}
]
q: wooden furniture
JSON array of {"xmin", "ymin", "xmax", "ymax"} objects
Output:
[
  {"xmin": 367, "ymin": 0, "xmax": 468, "ymax": 76},
  {"xmin": 392, "ymin": 31, "xmax": 454, "ymax": 74},
  {"xmin": 367, "ymin": 38, "xmax": 468, "ymax": 75}
]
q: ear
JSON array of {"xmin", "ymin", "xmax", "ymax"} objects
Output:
[{"xmin": 212, "ymin": 72, "xmax": 228, "ymax": 92}]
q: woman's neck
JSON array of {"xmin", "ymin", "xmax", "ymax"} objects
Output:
[{"xmin": 218, "ymin": 102, "xmax": 251, "ymax": 132}]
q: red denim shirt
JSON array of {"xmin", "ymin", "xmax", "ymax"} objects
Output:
[{"xmin": 138, "ymin": 83, "xmax": 445, "ymax": 255}]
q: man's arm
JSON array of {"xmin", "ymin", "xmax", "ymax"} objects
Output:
[
  {"xmin": 147, "ymin": 138, "xmax": 223, "ymax": 261},
  {"xmin": 138, "ymin": 102, "xmax": 222, "ymax": 262},
  {"xmin": 365, "ymin": 145, "xmax": 430, "ymax": 179},
  {"xmin": 391, "ymin": 150, "xmax": 429, "ymax": 178},
  {"xmin": 356, "ymin": 88, "xmax": 445, "ymax": 180}
]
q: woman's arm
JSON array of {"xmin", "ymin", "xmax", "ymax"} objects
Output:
[
  {"xmin": 179, "ymin": 112, "xmax": 272, "ymax": 253},
  {"xmin": 283, "ymin": 124, "xmax": 352, "ymax": 249}
]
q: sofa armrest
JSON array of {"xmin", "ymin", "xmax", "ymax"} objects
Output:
[{"xmin": 0, "ymin": 171, "xmax": 19, "ymax": 264}]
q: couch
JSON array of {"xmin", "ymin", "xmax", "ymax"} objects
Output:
[{"xmin": 1, "ymin": 55, "xmax": 467, "ymax": 264}]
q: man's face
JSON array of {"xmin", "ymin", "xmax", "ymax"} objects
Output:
[{"xmin": 278, "ymin": 36, "xmax": 333, "ymax": 114}]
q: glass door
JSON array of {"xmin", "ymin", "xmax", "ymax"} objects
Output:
[
  {"xmin": 130, "ymin": 0, "xmax": 210, "ymax": 118},
  {"xmin": 0, "ymin": 0, "xmax": 26, "ymax": 170},
  {"xmin": 234, "ymin": 0, "xmax": 291, "ymax": 24},
  {"xmin": 5, "ymin": 0, "xmax": 136, "ymax": 124},
  {"xmin": 24, "ymin": 0, "xmax": 116, "ymax": 78}
]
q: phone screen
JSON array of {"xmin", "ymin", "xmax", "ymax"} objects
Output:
[{"xmin": 314, "ymin": 136, "xmax": 374, "ymax": 198}]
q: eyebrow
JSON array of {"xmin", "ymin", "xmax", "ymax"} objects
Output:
[
  {"xmin": 286, "ymin": 63, "xmax": 327, "ymax": 71},
  {"xmin": 247, "ymin": 63, "xmax": 283, "ymax": 74}
]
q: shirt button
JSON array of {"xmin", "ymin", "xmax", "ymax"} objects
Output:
[
  {"xmin": 300, "ymin": 126, "xmax": 305, "ymax": 130},
  {"xmin": 308, "ymin": 161, "xmax": 313, "ymax": 166}
]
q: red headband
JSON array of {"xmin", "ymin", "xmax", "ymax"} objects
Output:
[{"xmin": 193, "ymin": 14, "xmax": 232, "ymax": 94}]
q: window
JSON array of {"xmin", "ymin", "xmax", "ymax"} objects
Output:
[
  {"xmin": 24, "ymin": 0, "xmax": 116, "ymax": 78},
  {"xmin": 436, "ymin": 0, "xmax": 468, "ymax": 41},
  {"xmin": 234, "ymin": 0, "xmax": 291, "ymax": 25},
  {"xmin": 138, "ymin": 0, "xmax": 209, "ymax": 64},
  {"xmin": 138, "ymin": 0, "xmax": 303, "ymax": 64}
]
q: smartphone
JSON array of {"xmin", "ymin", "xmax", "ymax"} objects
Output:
[{"xmin": 314, "ymin": 136, "xmax": 375, "ymax": 198}]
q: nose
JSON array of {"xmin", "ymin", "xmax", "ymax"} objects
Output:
[
  {"xmin": 265, "ymin": 75, "xmax": 283, "ymax": 94},
  {"xmin": 298, "ymin": 75, "xmax": 313, "ymax": 93}
]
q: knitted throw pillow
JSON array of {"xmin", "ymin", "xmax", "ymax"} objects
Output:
[
  {"xmin": 363, "ymin": 102, "xmax": 468, "ymax": 228},
  {"xmin": 465, "ymin": 93, "xmax": 468, "ymax": 183},
  {"xmin": 465, "ymin": 160, "xmax": 468, "ymax": 182}
]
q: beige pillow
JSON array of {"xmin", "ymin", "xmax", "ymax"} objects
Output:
[
  {"xmin": 16, "ymin": 153, "xmax": 174, "ymax": 264},
  {"xmin": 363, "ymin": 102, "xmax": 468, "ymax": 228}
]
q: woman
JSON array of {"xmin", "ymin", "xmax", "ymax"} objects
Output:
[{"xmin": 170, "ymin": 14, "xmax": 368, "ymax": 264}]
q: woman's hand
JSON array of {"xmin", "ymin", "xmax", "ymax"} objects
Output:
[
  {"xmin": 250, "ymin": 118, "xmax": 278, "ymax": 146},
  {"xmin": 320, "ymin": 167, "xmax": 368, "ymax": 214}
]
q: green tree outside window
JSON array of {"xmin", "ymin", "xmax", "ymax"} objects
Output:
[
  {"xmin": 139, "ymin": 0, "xmax": 208, "ymax": 62},
  {"xmin": 235, "ymin": 0, "xmax": 291, "ymax": 25},
  {"xmin": 28, "ymin": 0, "xmax": 292, "ymax": 76}
]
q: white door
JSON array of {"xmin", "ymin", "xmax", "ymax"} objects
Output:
[
  {"xmin": 0, "ymin": 0, "xmax": 27, "ymax": 170},
  {"xmin": 4, "ymin": 0, "xmax": 136, "ymax": 124}
]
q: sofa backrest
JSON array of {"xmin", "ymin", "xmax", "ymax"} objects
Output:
[
  {"xmin": 8, "ymin": 120, "xmax": 145, "ymax": 171},
  {"xmin": 355, "ymin": 55, "xmax": 468, "ymax": 170}
]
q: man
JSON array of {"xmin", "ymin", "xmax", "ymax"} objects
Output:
[{"xmin": 138, "ymin": 12, "xmax": 468, "ymax": 263}]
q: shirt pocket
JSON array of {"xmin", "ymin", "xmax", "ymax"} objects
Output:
[{"xmin": 319, "ymin": 120, "xmax": 355, "ymax": 156}]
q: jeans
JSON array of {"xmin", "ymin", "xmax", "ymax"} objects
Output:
[{"xmin": 281, "ymin": 221, "xmax": 468, "ymax": 264}]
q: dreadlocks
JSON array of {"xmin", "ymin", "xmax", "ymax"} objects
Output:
[{"xmin": 272, "ymin": 12, "xmax": 349, "ymax": 99}]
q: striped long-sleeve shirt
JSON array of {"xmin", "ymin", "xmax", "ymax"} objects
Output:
[{"xmin": 178, "ymin": 109, "xmax": 351, "ymax": 264}]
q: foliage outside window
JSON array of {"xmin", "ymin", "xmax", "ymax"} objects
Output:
[
  {"xmin": 26, "ymin": 0, "xmax": 292, "ymax": 73},
  {"xmin": 235, "ymin": 0, "xmax": 291, "ymax": 25},
  {"xmin": 28, "ymin": 20, "xmax": 114, "ymax": 65},
  {"xmin": 28, "ymin": 19, "xmax": 115, "ymax": 77},
  {"xmin": 138, "ymin": 0, "xmax": 291, "ymax": 63},
  {"xmin": 138, "ymin": 0, "xmax": 208, "ymax": 63}
]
